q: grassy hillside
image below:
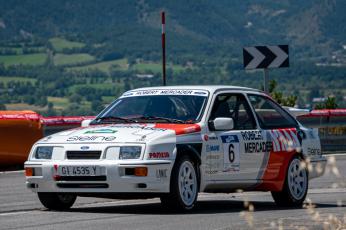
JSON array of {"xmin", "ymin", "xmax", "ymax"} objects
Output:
[
  {"xmin": 0, "ymin": 53, "xmax": 46, "ymax": 67},
  {"xmin": 0, "ymin": 0, "xmax": 345, "ymax": 114},
  {"xmin": 53, "ymin": 53, "xmax": 95, "ymax": 66}
]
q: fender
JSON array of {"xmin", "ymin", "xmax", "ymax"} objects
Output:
[{"xmin": 176, "ymin": 143, "xmax": 202, "ymax": 163}]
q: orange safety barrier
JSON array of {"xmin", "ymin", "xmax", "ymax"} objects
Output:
[{"xmin": 0, "ymin": 111, "xmax": 43, "ymax": 166}]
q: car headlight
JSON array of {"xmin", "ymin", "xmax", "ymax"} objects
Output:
[
  {"xmin": 119, "ymin": 146, "xmax": 141, "ymax": 160},
  {"xmin": 35, "ymin": 147, "xmax": 54, "ymax": 159}
]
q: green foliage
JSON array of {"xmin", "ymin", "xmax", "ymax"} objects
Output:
[
  {"xmin": 315, "ymin": 97, "xmax": 338, "ymax": 109},
  {"xmin": 0, "ymin": 1, "xmax": 345, "ymax": 115},
  {"xmin": 53, "ymin": 53, "xmax": 95, "ymax": 66},
  {"xmin": 49, "ymin": 38, "xmax": 85, "ymax": 52},
  {"xmin": 269, "ymin": 80, "xmax": 298, "ymax": 107},
  {"xmin": 0, "ymin": 53, "xmax": 47, "ymax": 67},
  {"xmin": 0, "ymin": 103, "xmax": 6, "ymax": 110}
]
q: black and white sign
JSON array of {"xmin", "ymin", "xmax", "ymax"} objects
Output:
[{"xmin": 243, "ymin": 45, "xmax": 289, "ymax": 70}]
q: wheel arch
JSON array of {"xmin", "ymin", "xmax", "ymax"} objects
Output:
[
  {"xmin": 175, "ymin": 143, "xmax": 202, "ymax": 164},
  {"xmin": 175, "ymin": 143, "xmax": 202, "ymax": 190}
]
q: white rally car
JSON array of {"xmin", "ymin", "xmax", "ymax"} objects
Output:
[{"xmin": 25, "ymin": 86, "xmax": 327, "ymax": 211}]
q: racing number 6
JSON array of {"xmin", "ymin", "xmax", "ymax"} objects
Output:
[{"xmin": 228, "ymin": 144, "xmax": 235, "ymax": 163}]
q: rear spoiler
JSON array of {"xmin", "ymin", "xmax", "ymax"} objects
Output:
[{"xmin": 283, "ymin": 107, "xmax": 310, "ymax": 118}]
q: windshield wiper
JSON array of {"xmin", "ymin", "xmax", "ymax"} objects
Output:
[
  {"xmin": 95, "ymin": 116, "xmax": 137, "ymax": 123},
  {"xmin": 134, "ymin": 116, "xmax": 188, "ymax": 124}
]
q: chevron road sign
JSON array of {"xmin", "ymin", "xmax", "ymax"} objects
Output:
[{"xmin": 243, "ymin": 45, "xmax": 289, "ymax": 70}]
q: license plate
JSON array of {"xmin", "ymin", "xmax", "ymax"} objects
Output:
[{"xmin": 58, "ymin": 166, "xmax": 102, "ymax": 176}]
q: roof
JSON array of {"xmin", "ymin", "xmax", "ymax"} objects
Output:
[{"xmin": 129, "ymin": 85, "xmax": 262, "ymax": 95}]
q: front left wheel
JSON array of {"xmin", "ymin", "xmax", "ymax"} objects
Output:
[
  {"xmin": 160, "ymin": 155, "xmax": 199, "ymax": 211},
  {"xmin": 38, "ymin": 193, "xmax": 76, "ymax": 210}
]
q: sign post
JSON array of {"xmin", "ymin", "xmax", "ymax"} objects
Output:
[
  {"xmin": 161, "ymin": 11, "xmax": 166, "ymax": 86},
  {"xmin": 243, "ymin": 45, "xmax": 289, "ymax": 93},
  {"xmin": 263, "ymin": 68, "xmax": 269, "ymax": 93}
]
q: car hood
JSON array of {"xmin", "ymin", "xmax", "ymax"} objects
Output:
[{"xmin": 37, "ymin": 123, "xmax": 201, "ymax": 144}]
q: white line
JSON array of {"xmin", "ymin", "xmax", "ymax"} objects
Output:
[
  {"xmin": 0, "ymin": 211, "xmax": 30, "ymax": 217},
  {"xmin": 326, "ymin": 153, "xmax": 346, "ymax": 156},
  {"xmin": 0, "ymin": 170, "xmax": 24, "ymax": 175}
]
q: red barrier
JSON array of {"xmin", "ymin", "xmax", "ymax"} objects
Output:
[
  {"xmin": 41, "ymin": 116, "xmax": 95, "ymax": 126},
  {"xmin": 0, "ymin": 111, "xmax": 43, "ymax": 166},
  {"xmin": 300, "ymin": 109, "xmax": 346, "ymax": 118}
]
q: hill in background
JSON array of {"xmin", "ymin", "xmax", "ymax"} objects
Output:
[{"xmin": 0, "ymin": 0, "xmax": 345, "ymax": 115}]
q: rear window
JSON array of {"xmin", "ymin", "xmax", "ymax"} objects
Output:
[{"xmin": 248, "ymin": 94, "xmax": 298, "ymax": 129}]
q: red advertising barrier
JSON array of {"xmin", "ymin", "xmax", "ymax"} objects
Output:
[
  {"xmin": 1, "ymin": 109, "xmax": 346, "ymax": 166},
  {"xmin": 41, "ymin": 116, "xmax": 95, "ymax": 126},
  {"xmin": 0, "ymin": 111, "xmax": 43, "ymax": 166}
]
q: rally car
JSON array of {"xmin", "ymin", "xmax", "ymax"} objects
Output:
[{"xmin": 25, "ymin": 86, "xmax": 327, "ymax": 211}]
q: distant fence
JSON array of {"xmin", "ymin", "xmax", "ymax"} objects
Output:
[
  {"xmin": 41, "ymin": 116, "xmax": 95, "ymax": 136},
  {"xmin": 297, "ymin": 109, "xmax": 346, "ymax": 153}
]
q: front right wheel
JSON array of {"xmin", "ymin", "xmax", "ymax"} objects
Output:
[
  {"xmin": 160, "ymin": 155, "xmax": 198, "ymax": 211},
  {"xmin": 38, "ymin": 193, "xmax": 76, "ymax": 210},
  {"xmin": 271, "ymin": 156, "xmax": 308, "ymax": 207}
]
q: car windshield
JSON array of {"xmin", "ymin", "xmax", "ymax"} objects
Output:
[{"xmin": 93, "ymin": 90, "xmax": 208, "ymax": 124}]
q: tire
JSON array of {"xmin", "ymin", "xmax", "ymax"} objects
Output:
[
  {"xmin": 271, "ymin": 156, "xmax": 308, "ymax": 207},
  {"xmin": 160, "ymin": 155, "xmax": 199, "ymax": 211},
  {"xmin": 38, "ymin": 193, "xmax": 76, "ymax": 210}
]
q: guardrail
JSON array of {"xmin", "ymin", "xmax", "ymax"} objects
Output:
[{"xmin": 0, "ymin": 110, "xmax": 345, "ymax": 166}]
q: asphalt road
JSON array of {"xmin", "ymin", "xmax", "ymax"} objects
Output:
[{"xmin": 0, "ymin": 155, "xmax": 345, "ymax": 230}]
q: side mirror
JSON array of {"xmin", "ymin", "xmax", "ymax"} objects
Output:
[
  {"xmin": 81, "ymin": 119, "xmax": 93, "ymax": 127},
  {"xmin": 211, "ymin": 117, "xmax": 234, "ymax": 131}
]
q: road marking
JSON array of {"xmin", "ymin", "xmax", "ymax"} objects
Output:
[
  {"xmin": 0, "ymin": 211, "xmax": 30, "ymax": 217},
  {"xmin": 326, "ymin": 153, "xmax": 346, "ymax": 156},
  {"xmin": 0, "ymin": 170, "xmax": 24, "ymax": 175}
]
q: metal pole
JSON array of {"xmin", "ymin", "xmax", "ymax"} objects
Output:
[
  {"xmin": 161, "ymin": 11, "xmax": 166, "ymax": 86},
  {"xmin": 263, "ymin": 68, "xmax": 269, "ymax": 93}
]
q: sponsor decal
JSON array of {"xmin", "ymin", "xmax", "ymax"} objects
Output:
[
  {"xmin": 156, "ymin": 169, "xmax": 168, "ymax": 178},
  {"xmin": 85, "ymin": 129, "xmax": 117, "ymax": 134},
  {"xmin": 110, "ymin": 124, "xmax": 167, "ymax": 132},
  {"xmin": 204, "ymin": 134, "xmax": 218, "ymax": 141},
  {"xmin": 121, "ymin": 89, "xmax": 208, "ymax": 97},
  {"xmin": 269, "ymin": 129, "xmax": 299, "ymax": 152},
  {"xmin": 241, "ymin": 131, "xmax": 263, "ymax": 141},
  {"xmin": 67, "ymin": 136, "xmax": 116, "ymax": 142},
  {"xmin": 221, "ymin": 135, "xmax": 240, "ymax": 172},
  {"xmin": 307, "ymin": 147, "xmax": 321, "ymax": 156},
  {"xmin": 80, "ymin": 146, "xmax": 90, "ymax": 150},
  {"xmin": 244, "ymin": 141, "xmax": 273, "ymax": 153},
  {"xmin": 206, "ymin": 155, "xmax": 220, "ymax": 160},
  {"xmin": 221, "ymin": 135, "xmax": 239, "ymax": 143},
  {"xmin": 206, "ymin": 144, "xmax": 220, "ymax": 152},
  {"xmin": 205, "ymin": 170, "xmax": 218, "ymax": 175},
  {"xmin": 149, "ymin": 152, "xmax": 170, "ymax": 159}
]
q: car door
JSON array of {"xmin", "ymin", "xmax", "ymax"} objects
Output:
[
  {"xmin": 205, "ymin": 92, "xmax": 267, "ymax": 182},
  {"xmin": 247, "ymin": 94, "xmax": 301, "ymax": 187}
]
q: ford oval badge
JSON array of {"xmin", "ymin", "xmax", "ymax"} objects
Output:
[{"xmin": 80, "ymin": 146, "xmax": 90, "ymax": 150}]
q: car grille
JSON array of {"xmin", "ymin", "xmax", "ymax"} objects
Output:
[
  {"xmin": 56, "ymin": 176, "xmax": 107, "ymax": 181},
  {"xmin": 57, "ymin": 183, "xmax": 109, "ymax": 189},
  {"xmin": 66, "ymin": 151, "xmax": 102, "ymax": 160}
]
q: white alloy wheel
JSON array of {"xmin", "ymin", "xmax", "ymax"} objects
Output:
[
  {"xmin": 178, "ymin": 161, "xmax": 198, "ymax": 207},
  {"xmin": 287, "ymin": 158, "xmax": 308, "ymax": 200}
]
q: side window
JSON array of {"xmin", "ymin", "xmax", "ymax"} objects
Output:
[
  {"xmin": 248, "ymin": 94, "xmax": 298, "ymax": 129},
  {"xmin": 210, "ymin": 94, "xmax": 256, "ymax": 130}
]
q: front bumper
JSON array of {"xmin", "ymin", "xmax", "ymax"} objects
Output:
[{"xmin": 25, "ymin": 160, "xmax": 172, "ymax": 194}]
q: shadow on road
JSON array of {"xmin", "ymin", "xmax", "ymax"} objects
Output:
[{"xmin": 63, "ymin": 200, "xmax": 345, "ymax": 215}]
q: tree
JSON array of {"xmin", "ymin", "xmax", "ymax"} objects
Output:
[
  {"xmin": 0, "ymin": 103, "xmax": 6, "ymax": 110},
  {"xmin": 69, "ymin": 94, "xmax": 83, "ymax": 104},
  {"xmin": 269, "ymin": 80, "xmax": 297, "ymax": 107},
  {"xmin": 315, "ymin": 96, "xmax": 338, "ymax": 109}
]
